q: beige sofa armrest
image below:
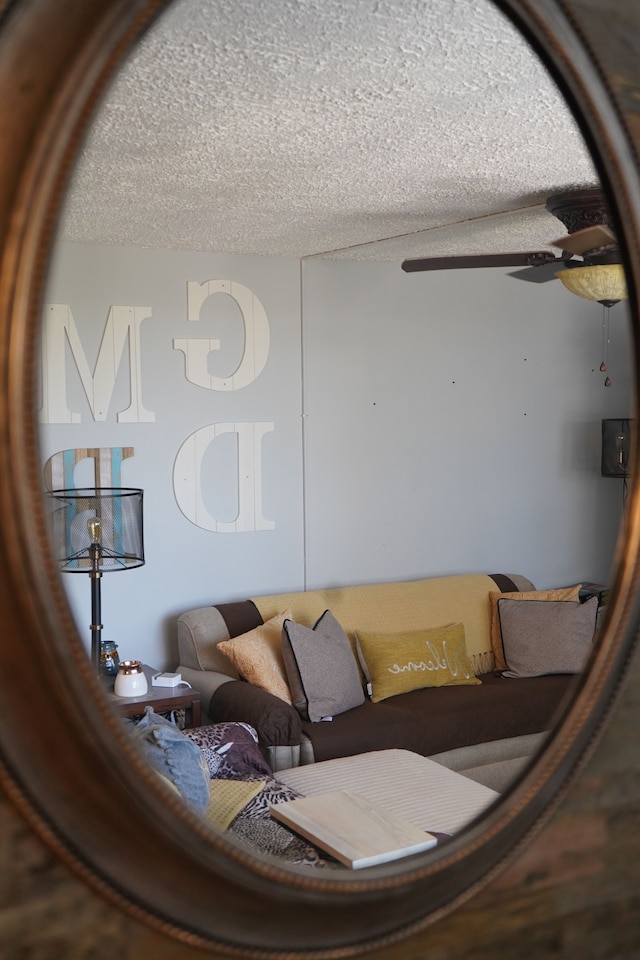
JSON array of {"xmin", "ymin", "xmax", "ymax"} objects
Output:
[
  {"xmin": 177, "ymin": 606, "xmax": 241, "ymax": 675},
  {"xmin": 176, "ymin": 665, "xmax": 234, "ymax": 720},
  {"xmin": 176, "ymin": 606, "xmax": 243, "ymax": 719},
  {"xmin": 266, "ymin": 744, "xmax": 302, "ymax": 771}
]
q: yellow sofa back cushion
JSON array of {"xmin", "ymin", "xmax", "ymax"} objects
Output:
[{"xmin": 251, "ymin": 574, "xmax": 511, "ymax": 676}]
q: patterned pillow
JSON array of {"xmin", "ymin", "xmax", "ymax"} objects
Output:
[
  {"xmin": 355, "ymin": 622, "xmax": 480, "ymax": 703},
  {"xmin": 498, "ymin": 597, "xmax": 598, "ymax": 678},
  {"xmin": 217, "ymin": 610, "xmax": 293, "ymax": 702},
  {"xmin": 489, "ymin": 585, "xmax": 582, "ymax": 671},
  {"xmin": 281, "ymin": 610, "xmax": 365, "ymax": 721},
  {"xmin": 183, "ymin": 721, "xmax": 272, "ymax": 780}
]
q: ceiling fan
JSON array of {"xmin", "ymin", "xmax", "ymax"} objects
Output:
[{"xmin": 401, "ymin": 188, "xmax": 627, "ymax": 307}]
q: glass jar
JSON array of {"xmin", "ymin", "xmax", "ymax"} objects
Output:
[
  {"xmin": 113, "ymin": 660, "xmax": 148, "ymax": 698},
  {"xmin": 99, "ymin": 640, "xmax": 120, "ymax": 677}
]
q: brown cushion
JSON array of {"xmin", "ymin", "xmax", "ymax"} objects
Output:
[
  {"xmin": 217, "ymin": 611, "xmax": 293, "ymax": 702},
  {"xmin": 301, "ymin": 698, "xmax": 433, "ymax": 761},
  {"xmin": 497, "ymin": 597, "xmax": 598, "ymax": 678},
  {"xmin": 355, "ymin": 622, "xmax": 480, "ymax": 703},
  {"xmin": 281, "ymin": 610, "xmax": 365, "ymax": 722},
  {"xmin": 301, "ymin": 672, "xmax": 576, "ymax": 762},
  {"xmin": 489, "ymin": 585, "xmax": 582, "ymax": 671}
]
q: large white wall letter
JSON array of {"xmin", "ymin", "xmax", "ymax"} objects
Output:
[
  {"xmin": 43, "ymin": 447, "xmax": 135, "ymax": 491},
  {"xmin": 173, "ymin": 280, "xmax": 270, "ymax": 391},
  {"xmin": 173, "ymin": 422, "xmax": 275, "ymax": 532},
  {"xmin": 40, "ymin": 304, "xmax": 155, "ymax": 423}
]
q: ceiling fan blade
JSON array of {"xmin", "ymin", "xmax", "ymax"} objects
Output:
[
  {"xmin": 552, "ymin": 224, "xmax": 617, "ymax": 256},
  {"xmin": 508, "ymin": 258, "xmax": 576, "ymax": 283},
  {"xmin": 401, "ymin": 251, "xmax": 556, "ymax": 273}
]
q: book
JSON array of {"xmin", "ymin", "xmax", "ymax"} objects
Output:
[{"xmin": 270, "ymin": 789, "xmax": 437, "ymax": 869}]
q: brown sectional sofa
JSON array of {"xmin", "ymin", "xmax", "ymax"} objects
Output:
[{"xmin": 176, "ymin": 573, "xmax": 581, "ymax": 788}]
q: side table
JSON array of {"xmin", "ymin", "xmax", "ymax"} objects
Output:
[{"xmin": 105, "ymin": 664, "xmax": 201, "ymax": 728}]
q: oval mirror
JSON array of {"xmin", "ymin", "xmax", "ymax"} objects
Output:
[
  {"xmin": 38, "ymin": 0, "xmax": 632, "ymax": 841},
  {"xmin": 1, "ymin": 0, "xmax": 639, "ymax": 955}
]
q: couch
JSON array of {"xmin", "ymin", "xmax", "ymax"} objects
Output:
[
  {"xmin": 177, "ymin": 573, "xmax": 596, "ymax": 790},
  {"xmin": 144, "ymin": 718, "xmax": 501, "ymax": 868}
]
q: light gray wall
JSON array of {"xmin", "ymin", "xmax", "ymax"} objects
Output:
[
  {"xmin": 41, "ymin": 242, "xmax": 631, "ymax": 669},
  {"xmin": 301, "ymin": 259, "xmax": 631, "ymax": 589}
]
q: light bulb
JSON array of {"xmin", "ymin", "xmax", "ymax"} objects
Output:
[{"xmin": 87, "ymin": 517, "xmax": 102, "ymax": 543}]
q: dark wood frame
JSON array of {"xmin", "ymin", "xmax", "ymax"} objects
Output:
[{"xmin": 0, "ymin": 0, "xmax": 639, "ymax": 955}]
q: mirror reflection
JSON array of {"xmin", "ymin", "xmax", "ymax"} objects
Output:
[{"xmin": 39, "ymin": 0, "xmax": 632, "ymax": 871}]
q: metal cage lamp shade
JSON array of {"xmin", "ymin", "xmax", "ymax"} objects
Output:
[{"xmin": 47, "ymin": 488, "xmax": 144, "ymax": 672}]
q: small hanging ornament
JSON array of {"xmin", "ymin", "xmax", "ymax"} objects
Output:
[
  {"xmin": 605, "ymin": 376, "xmax": 612, "ymax": 387},
  {"xmin": 600, "ymin": 361, "xmax": 607, "ymax": 372}
]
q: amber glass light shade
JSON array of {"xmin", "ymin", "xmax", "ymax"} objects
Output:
[{"xmin": 555, "ymin": 263, "xmax": 627, "ymax": 303}]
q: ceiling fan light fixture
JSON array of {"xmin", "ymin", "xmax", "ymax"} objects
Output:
[{"xmin": 555, "ymin": 263, "xmax": 627, "ymax": 304}]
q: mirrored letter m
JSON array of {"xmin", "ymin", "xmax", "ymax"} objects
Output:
[{"xmin": 40, "ymin": 304, "xmax": 155, "ymax": 423}]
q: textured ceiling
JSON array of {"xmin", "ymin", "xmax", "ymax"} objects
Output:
[{"xmin": 59, "ymin": 0, "xmax": 598, "ymax": 261}]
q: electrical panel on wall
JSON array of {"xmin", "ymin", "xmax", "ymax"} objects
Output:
[{"xmin": 601, "ymin": 418, "xmax": 633, "ymax": 478}]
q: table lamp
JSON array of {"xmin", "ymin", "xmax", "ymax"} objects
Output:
[{"xmin": 47, "ymin": 488, "xmax": 144, "ymax": 672}]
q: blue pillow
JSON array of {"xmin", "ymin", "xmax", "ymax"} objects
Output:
[{"xmin": 130, "ymin": 706, "xmax": 210, "ymax": 813}]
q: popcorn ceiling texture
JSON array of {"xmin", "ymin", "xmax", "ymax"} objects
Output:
[{"xmin": 60, "ymin": 0, "xmax": 597, "ymax": 260}]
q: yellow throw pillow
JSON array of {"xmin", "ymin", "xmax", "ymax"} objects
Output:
[
  {"xmin": 355, "ymin": 622, "xmax": 480, "ymax": 703},
  {"xmin": 217, "ymin": 611, "xmax": 293, "ymax": 703},
  {"xmin": 489, "ymin": 585, "xmax": 582, "ymax": 671}
]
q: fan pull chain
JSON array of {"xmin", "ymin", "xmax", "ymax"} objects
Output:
[{"xmin": 601, "ymin": 304, "xmax": 612, "ymax": 386}]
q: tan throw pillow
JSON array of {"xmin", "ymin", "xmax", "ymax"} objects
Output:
[
  {"xmin": 217, "ymin": 611, "xmax": 293, "ymax": 703},
  {"xmin": 355, "ymin": 622, "xmax": 480, "ymax": 703},
  {"xmin": 489, "ymin": 585, "xmax": 582, "ymax": 671},
  {"xmin": 498, "ymin": 597, "xmax": 598, "ymax": 678}
]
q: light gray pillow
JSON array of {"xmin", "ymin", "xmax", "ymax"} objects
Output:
[
  {"xmin": 497, "ymin": 597, "xmax": 598, "ymax": 678},
  {"xmin": 281, "ymin": 610, "xmax": 365, "ymax": 722}
]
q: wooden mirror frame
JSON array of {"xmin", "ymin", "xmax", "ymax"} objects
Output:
[{"xmin": 1, "ymin": 0, "xmax": 639, "ymax": 955}]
